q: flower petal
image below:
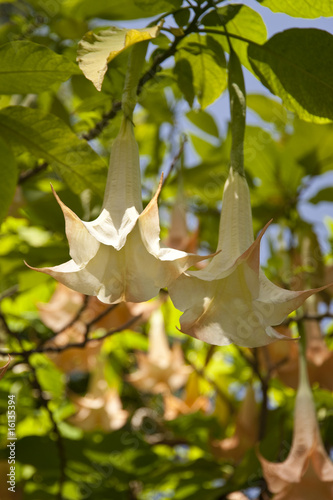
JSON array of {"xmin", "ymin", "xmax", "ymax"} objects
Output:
[
  {"xmin": 173, "ymin": 267, "xmax": 287, "ymax": 347},
  {"xmin": 217, "ymin": 169, "xmax": 254, "ymax": 261},
  {"xmin": 26, "ymin": 259, "xmax": 105, "ymax": 298},
  {"xmin": 139, "ymin": 174, "xmax": 216, "ymax": 283},
  {"xmin": 51, "ymin": 186, "xmax": 100, "ymax": 265},
  {"xmin": 256, "ymin": 273, "xmax": 331, "ymax": 327}
]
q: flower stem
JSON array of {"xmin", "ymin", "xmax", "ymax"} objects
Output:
[
  {"xmin": 228, "ymin": 47, "xmax": 246, "ymax": 176},
  {"xmin": 298, "ymin": 318, "xmax": 310, "ymax": 388},
  {"xmin": 122, "ymin": 42, "xmax": 148, "ymax": 120}
]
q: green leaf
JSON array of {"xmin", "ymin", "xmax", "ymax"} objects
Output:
[
  {"xmin": 248, "ymin": 29, "xmax": 333, "ymax": 123},
  {"xmin": 203, "ymin": 4, "xmax": 267, "ymax": 72},
  {"xmin": 0, "ymin": 107, "xmax": 107, "ymax": 198},
  {"xmin": 77, "ymin": 24, "xmax": 161, "ymax": 91},
  {"xmin": 281, "ymin": 119, "xmax": 333, "ymax": 175},
  {"xmin": 174, "ymin": 8, "xmax": 191, "ymax": 28},
  {"xmin": 175, "ymin": 34, "xmax": 227, "ymax": 109},
  {"xmin": 247, "ymin": 94, "xmax": 287, "ymax": 129},
  {"xmin": 0, "ymin": 137, "xmax": 17, "ymax": 224},
  {"xmin": 256, "ymin": 0, "xmax": 333, "ymax": 18},
  {"xmin": 186, "ymin": 109, "xmax": 219, "ymax": 137},
  {"xmin": 61, "ymin": 0, "xmax": 179, "ymax": 20},
  {"xmin": 0, "ymin": 41, "xmax": 80, "ymax": 95},
  {"xmin": 308, "ymin": 187, "xmax": 333, "ymax": 205},
  {"xmin": 174, "ymin": 58, "xmax": 195, "ymax": 107}
]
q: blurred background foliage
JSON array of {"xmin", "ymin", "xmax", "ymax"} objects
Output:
[{"xmin": 0, "ymin": 1, "xmax": 333, "ymax": 499}]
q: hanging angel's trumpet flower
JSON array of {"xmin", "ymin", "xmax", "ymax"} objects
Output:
[
  {"xmin": 27, "ymin": 116, "xmax": 210, "ymax": 304},
  {"xmin": 127, "ymin": 309, "xmax": 192, "ymax": 394},
  {"xmin": 258, "ymin": 336, "xmax": 333, "ymax": 499},
  {"xmin": 168, "ymin": 168, "xmax": 328, "ymax": 347},
  {"xmin": 27, "ymin": 41, "xmax": 211, "ymax": 304}
]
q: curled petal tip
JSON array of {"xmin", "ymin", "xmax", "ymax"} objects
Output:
[
  {"xmin": 50, "ymin": 183, "xmax": 58, "ymax": 200},
  {"xmin": 259, "ymin": 219, "xmax": 273, "ymax": 240},
  {"xmin": 141, "ymin": 173, "xmax": 164, "ymax": 217},
  {"xmin": 24, "ymin": 260, "xmax": 33, "ymax": 270}
]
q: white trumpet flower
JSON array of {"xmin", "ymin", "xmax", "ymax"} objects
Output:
[
  {"xmin": 169, "ymin": 168, "xmax": 327, "ymax": 347},
  {"xmin": 28, "ymin": 118, "xmax": 209, "ymax": 303}
]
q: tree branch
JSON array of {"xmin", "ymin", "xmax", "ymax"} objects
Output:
[{"xmin": 0, "ymin": 314, "xmax": 141, "ymax": 357}]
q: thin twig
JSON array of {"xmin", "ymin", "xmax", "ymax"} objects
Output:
[
  {"xmin": 283, "ymin": 311, "xmax": 333, "ymax": 325},
  {"xmin": 195, "ymin": 27, "xmax": 261, "ymax": 46},
  {"xmin": 40, "ymin": 295, "xmax": 90, "ymax": 348},
  {"xmin": 0, "ymin": 314, "xmax": 141, "ymax": 357},
  {"xmin": 0, "ymin": 285, "xmax": 19, "ymax": 303},
  {"xmin": 83, "ymin": 303, "xmax": 119, "ymax": 342},
  {"xmin": 18, "ymin": 162, "xmax": 48, "ymax": 184},
  {"xmin": 81, "ymin": 101, "xmax": 122, "ymax": 141},
  {"xmin": 162, "ymin": 136, "xmax": 187, "ymax": 187}
]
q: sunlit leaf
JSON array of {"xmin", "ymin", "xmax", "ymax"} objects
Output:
[
  {"xmin": 0, "ymin": 137, "xmax": 17, "ymax": 224},
  {"xmin": 0, "ymin": 106, "xmax": 107, "ymax": 198},
  {"xmin": 175, "ymin": 34, "xmax": 227, "ymax": 109},
  {"xmin": 257, "ymin": 0, "xmax": 333, "ymax": 18},
  {"xmin": 247, "ymin": 93, "xmax": 288, "ymax": 129},
  {"xmin": 0, "ymin": 41, "xmax": 80, "ymax": 95}
]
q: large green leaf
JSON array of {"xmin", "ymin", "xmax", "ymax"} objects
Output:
[
  {"xmin": 0, "ymin": 41, "xmax": 80, "ymax": 95},
  {"xmin": 203, "ymin": 4, "xmax": 267, "ymax": 72},
  {"xmin": 174, "ymin": 34, "xmax": 227, "ymax": 109},
  {"xmin": 247, "ymin": 94, "xmax": 287, "ymax": 130},
  {"xmin": 256, "ymin": 0, "xmax": 333, "ymax": 18},
  {"xmin": 61, "ymin": 0, "xmax": 180, "ymax": 20},
  {"xmin": 248, "ymin": 29, "xmax": 333, "ymax": 123},
  {"xmin": 0, "ymin": 137, "xmax": 17, "ymax": 224},
  {"xmin": 0, "ymin": 107, "xmax": 107, "ymax": 198}
]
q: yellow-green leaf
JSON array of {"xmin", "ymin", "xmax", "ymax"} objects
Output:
[
  {"xmin": 175, "ymin": 34, "xmax": 227, "ymax": 109},
  {"xmin": 257, "ymin": 0, "xmax": 333, "ymax": 18},
  {"xmin": 0, "ymin": 41, "xmax": 80, "ymax": 95},
  {"xmin": 0, "ymin": 137, "xmax": 17, "ymax": 224},
  {"xmin": 77, "ymin": 24, "xmax": 161, "ymax": 91},
  {"xmin": 0, "ymin": 107, "xmax": 107, "ymax": 198}
]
